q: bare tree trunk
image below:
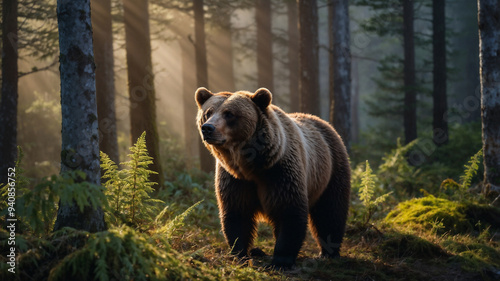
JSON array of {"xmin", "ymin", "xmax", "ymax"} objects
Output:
[
  {"xmin": 256, "ymin": 0, "xmax": 273, "ymax": 92},
  {"xmin": 329, "ymin": 0, "xmax": 351, "ymax": 151},
  {"xmin": 351, "ymin": 58, "xmax": 360, "ymax": 144},
  {"xmin": 287, "ymin": 0, "xmax": 299, "ymax": 112},
  {"xmin": 210, "ymin": 11, "xmax": 236, "ymax": 92},
  {"xmin": 92, "ymin": 0, "xmax": 119, "ymax": 163},
  {"xmin": 53, "ymin": 0, "xmax": 106, "ymax": 232},
  {"xmin": 181, "ymin": 37, "xmax": 199, "ymax": 165},
  {"xmin": 298, "ymin": 0, "xmax": 320, "ymax": 116},
  {"xmin": 0, "ymin": 0, "xmax": 18, "ymax": 185},
  {"xmin": 194, "ymin": 0, "xmax": 215, "ymax": 172},
  {"xmin": 432, "ymin": 0, "xmax": 448, "ymax": 146},
  {"xmin": 123, "ymin": 0, "xmax": 163, "ymax": 185},
  {"xmin": 478, "ymin": 0, "xmax": 500, "ymax": 195},
  {"xmin": 403, "ymin": 0, "xmax": 417, "ymax": 144}
]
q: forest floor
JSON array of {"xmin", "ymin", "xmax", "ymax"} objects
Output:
[{"xmin": 168, "ymin": 200, "xmax": 500, "ymax": 281}]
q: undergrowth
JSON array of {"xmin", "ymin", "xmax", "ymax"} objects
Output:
[{"xmin": 1, "ymin": 134, "xmax": 499, "ymax": 280}]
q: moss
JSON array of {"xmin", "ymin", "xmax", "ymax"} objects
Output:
[
  {"xmin": 385, "ymin": 196, "xmax": 500, "ymax": 235},
  {"xmin": 385, "ymin": 196, "xmax": 471, "ymax": 234},
  {"xmin": 379, "ymin": 233, "xmax": 448, "ymax": 259},
  {"xmin": 444, "ymin": 239, "xmax": 500, "ymax": 272}
]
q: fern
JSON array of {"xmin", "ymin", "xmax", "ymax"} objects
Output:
[
  {"xmin": 0, "ymin": 147, "xmax": 29, "ymax": 211},
  {"xmin": 459, "ymin": 149, "xmax": 482, "ymax": 193},
  {"xmin": 15, "ymin": 170, "xmax": 107, "ymax": 235},
  {"xmin": 439, "ymin": 149, "xmax": 483, "ymax": 201},
  {"xmin": 378, "ymin": 138, "xmax": 421, "ymax": 196},
  {"xmin": 101, "ymin": 132, "xmax": 164, "ymax": 227},
  {"xmin": 359, "ymin": 161, "xmax": 393, "ymax": 227},
  {"xmin": 48, "ymin": 225, "xmax": 219, "ymax": 281},
  {"xmin": 154, "ymin": 201, "xmax": 203, "ymax": 239}
]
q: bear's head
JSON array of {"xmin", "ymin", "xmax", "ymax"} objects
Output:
[{"xmin": 195, "ymin": 87, "xmax": 272, "ymax": 148}]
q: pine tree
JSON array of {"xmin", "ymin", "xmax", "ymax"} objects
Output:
[{"xmin": 53, "ymin": 0, "xmax": 106, "ymax": 232}]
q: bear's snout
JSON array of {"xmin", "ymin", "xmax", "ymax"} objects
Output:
[
  {"xmin": 201, "ymin": 123, "xmax": 225, "ymax": 145},
  {"xmin": 201, "ymin": 123, "xmax": 215, "ymax": 136}
]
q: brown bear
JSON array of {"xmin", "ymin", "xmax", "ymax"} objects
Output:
[{"xmin": 195, "ymin": 87, "xmax": 350, "ymax": 269}]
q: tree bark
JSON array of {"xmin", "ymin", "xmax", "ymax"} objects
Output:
[
  {"xmin": 351, "ymin": 58, "xmax": 360, "ymax": 144},
  {"xmin": 329, "ymin": 0, "xmax": 351, "ymax": 151},
  {"xmin": 211, "ymin": 11, "xmax": 236, "ymax": 92},
  {"xmin": 181, "ymin": 37, "xmax": 199, "ymax": 165},
  {"xmin": 194, "ymin": 0, "xmax": 215, "ymax": 172},
  {"xmin": 287, "ymin": 0, "xmax": 299, "ymax": 112},
  {"xmin": 403, "ymin": 0, "xmax": 417, "ymax": 144},
  {"xmin": 123, "ymin": 0, "xmax": 163, "ymax": 185},
  {"xmin": 432, "ymin": 0, "xmax": 448, "ymax": 146},
  {"xmin": 0, "ymin": 0, "xmax": 18, "ymax": 185},
  {"xmin": 92, "ymin": 0, "xmax": 119, "ymax": 164},
  {"xmin": 256, "ymin": 0, "xmax": 274, "ymax": 92},
  {"xmin": 53, "ymin": 0, "xmax": 106, "ymax": 232},
  {"xmin": 478, "ymin": 0, "xmax": 500, "ymax": 194},
  {"xmin": 298, "ymin": 0, "xmax": 320, "ymax": 116}
]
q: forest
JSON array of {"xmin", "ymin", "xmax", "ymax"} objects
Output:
[{"xmin": 1, "ymin": 0, "xmax": 500, "ymax": 280}]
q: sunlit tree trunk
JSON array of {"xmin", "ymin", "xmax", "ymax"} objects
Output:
[
  {"xmin": 287, "ymin": 0, "xmax": 299, "ymax": 112},
  {"xmin": 53, "ymin": 0, "xmax": 106, "ymax": 232},
  {"xmin": 123, "ymin": 0, "xmax": 163, "ymax": 185},
  {"xmin": 329, "ymin": 0, "xmax": 351, "ymax": 151},
  {"xmin": 478, "ymin": 0, "xmax": 500, "ymax": 195},
  {"xmin": 92, "ymin": 0, "xmax": 119, "ymax": 164},
  {"xmin": 298, "ymin": 0, "xmax": 320, "ymax": 116},
  {"xmin": 212, "ymin": 11, "xmax": 236, "ymax": 92},
  {"xmin": 432, "ymin": 0, "xmax": 448, "ymax": 146},
  {"xmin": 403, "ymin": 0, "xmax": 417, "ymax": 144},
  {"xmin": 181, "ymin": 37, "xmax": 199, "ymax": 165},
  {"xmin": 194, "ymin": 0, "xmax": 215, "ymax": 172},
  {"xmin": 0, "ymin": 0, "xmax": 18, "ymax": 185},
  {"xmin": 256, "ymin": 0, "xmax": 273, "ymax": 92}
]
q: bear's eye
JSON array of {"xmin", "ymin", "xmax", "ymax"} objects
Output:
[{"xmin": 204, "ymin": 109, "xmax": 213, "ymax": 121}]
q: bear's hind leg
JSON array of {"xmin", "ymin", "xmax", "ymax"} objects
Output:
[{"xmin": 309, "ymin": 175, "xmax": 350, "ymax": 258}]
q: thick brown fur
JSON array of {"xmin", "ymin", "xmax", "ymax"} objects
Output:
[{"xmin": 195, "ymin": 87, "xmax": 351, "ymax": 268}]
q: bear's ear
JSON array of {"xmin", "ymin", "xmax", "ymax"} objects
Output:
[
  {"xmin": 251, "ymin": 88, "xmax": 272, "ymax": 111},
  {"xmin": 195, "ymin": 87, "xmax": 214, "ymax": 108}
]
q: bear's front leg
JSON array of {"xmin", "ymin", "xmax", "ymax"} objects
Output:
[
  {"xmin": 216, "ymin": 165, "xmax": 259, "ymax": 259},
  {"xmin": 270, "ymin": 205, "xmax": 308, "ymax": 269}
]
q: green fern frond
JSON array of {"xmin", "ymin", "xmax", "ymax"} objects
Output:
[
  {"xmin": 459, "ymin": 149, "xmax": 482, "ymax": 192},
  {"xmin": 360, "ymin": 161, "xmax": 377, "ymax": 207},
  {"xmin": 155, "ymin": 201, "xmax": 203, "ymax": 239}
]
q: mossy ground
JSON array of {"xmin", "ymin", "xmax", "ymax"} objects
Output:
[{"xmin": 158, "ymin": 192, "xmax": 500, "ymax": 281}]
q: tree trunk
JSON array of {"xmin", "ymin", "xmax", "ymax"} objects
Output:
[
  {"xmin": 194, "ymin": 0, "xmax": 215, "ymax": 172},
  {"xmin": 478, "ymin": 0, "xmax": 500, "ymax": 194},
  {"xmin": 351, "ymin": 58, "xmax": 360, "ymax": 144},
  {"xmin": 403, "ymin": 0, "xmax": 417, "ymax": 144},
  {"xmin": 181, "ymin": 37, "xmax": 199, "ymax": 165},
  {"xmin": 53, "ymin": 0, "xmax": 106, "ymax": 232},
  {"xmin": 123, "ymin": 0, "xmax": 163, "ymax": 185},
  {"xmin": 287, "ymin": 0, "xmax": 299, "ymax": 112},
  {"xmin": 298, "ymin": 0, "xmax": 320, "ymax": 116},
  {"xmin": 256, "ymin": 0, "xmax": 274, "ymax": 92},
  {"xmin": 0, "ymin": 0, "xmax": 18, "ymax": 186},
  {"xmin": 432, "ymin": 0, "xmax": 448, "ymax": 146},
  {"xmin": 211, "ymin": 12, "xmax": 236, "ymax": 92},
  {"xmin": 329, "ymin": 0, "xmax": 351, "ymax": 151},
  {"xmin": 92, "ymin": 0, "xmax": 119, "ymax": 164}
]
